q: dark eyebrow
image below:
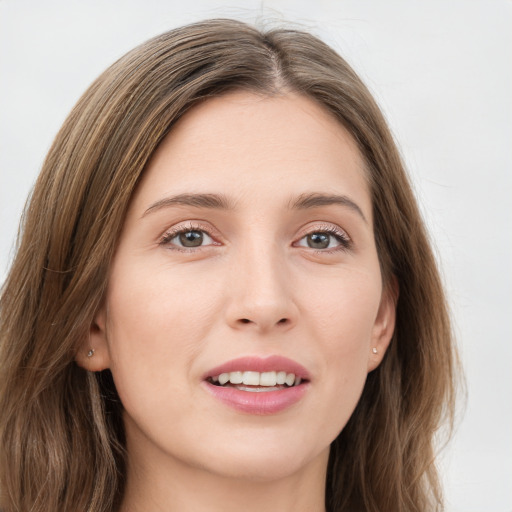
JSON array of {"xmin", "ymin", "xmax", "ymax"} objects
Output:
[
  {"xmin": 289, "ymin": 193, "xmax": 367, "ymax": 223},
  {"xmin": 142, "ymin": 193, "xmax": 234, "ymax": 217}
]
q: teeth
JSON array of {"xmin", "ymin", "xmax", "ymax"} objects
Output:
[
  {"xmin": 234, "ymin": 385, "xmax": 281, "ymax": 393},
  {"xmin": 260, "ymin": 371, "xmax": 277, "ymax": 386},
  {"xmin": 276, "ymin": 371, "xmax": 287, "ymax": 385},
  {"xmin": 211, "ymin": 371, "xmax": 302, "ymax": 388},
  {"xmin": 242, "ymin": 371, "xmax": 260, "ymax": 386},
  {"xmin": 229, "ymin": 371, "xmax": 243, "ymax": 384},
  {"xmin": 285, "ymin": 373, "xmax": 295, "ymax": 386}
]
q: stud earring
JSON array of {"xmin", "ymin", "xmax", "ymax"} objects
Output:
[
  {"xmin": 372, "ymin": 347, "xmax": 378, "ymax": 354},
  {"xmin": 87, "ymin": 349, "xmax": 95, "ymax": 358}
]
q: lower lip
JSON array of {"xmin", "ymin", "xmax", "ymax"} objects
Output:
[{"xmin": 203, "ymin": 381, "xmax": 309, "ymax": 415}]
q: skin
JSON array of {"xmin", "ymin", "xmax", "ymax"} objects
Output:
[{"xmin": 78, "ymin": 90, "xmax": 396, "ymax": 512}]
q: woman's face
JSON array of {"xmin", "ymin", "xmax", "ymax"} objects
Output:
[{"xmin": 86, "ymin": 91, "xmax": 396, "ymax": 482}]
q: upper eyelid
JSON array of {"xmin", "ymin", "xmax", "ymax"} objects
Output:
[
  {"xmin": 296, "ymin": 222, "xmax": 350, "ymax": 240},
  {"xmin": 159, "ymin": 221, "xmax": 219, "ymax": 244}
]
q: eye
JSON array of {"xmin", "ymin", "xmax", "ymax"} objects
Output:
[
  {"xmin": 295, "ymin": 228, "xmax": 350, "ymax": 251},
  {"xmin": 161, "ymin": 226, "xmax": 215, "ymax": 249}
]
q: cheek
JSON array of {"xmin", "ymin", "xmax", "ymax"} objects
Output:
[
  {"xmin": 107, "ymin": 259, "xmax": 220, "ymax": 343},
  {"xmin": 304, "ymin": 266, "xmax": 381, "ymax": 350},
  {"xmin": 103, "ymin": 261, "xmax": 222, "ymax": 403},
  {"xmin": 300, "ymin": 269, "xmax": 381, "ymax": 428}
]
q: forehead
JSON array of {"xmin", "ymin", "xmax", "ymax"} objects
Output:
[{"xmin": 131, "ymin": 90, "xmax": 371, "ymax": 217}]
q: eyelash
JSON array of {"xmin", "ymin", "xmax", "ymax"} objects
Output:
[
  {"xmin": 159, "ymin": 223, "xmax": 352, "ymax": 252},
  {"xmin": 297, "ymin": 225, "xmax": 352, "ymax": 252},
  {"xmin": 159, "ymin": 222, "xmax": 216, "ymax": 252}
]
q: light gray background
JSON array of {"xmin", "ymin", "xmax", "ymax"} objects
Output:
[{"xmin": 1, "ymin": 1, "xmax": 511, "ymax": 510}]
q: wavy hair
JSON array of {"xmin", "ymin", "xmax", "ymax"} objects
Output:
[{"xmin": 0, "ymin": 18, "xmax": 457, "ymax": 511}]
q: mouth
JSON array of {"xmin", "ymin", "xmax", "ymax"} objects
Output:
[
  {"xmin": 202, "ymin": 356, "xmax": 310, "ymax": 414},
  {"xmin": 207, "ymin": 370, "xmax": 305, "ymax": 392}
]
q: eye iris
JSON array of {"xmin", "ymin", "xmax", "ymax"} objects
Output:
[
  {"xmin": 307, "ymin": 233, "xmax": 330, "ymax": 249},
  {"xmin": 179, "ymin": 230, "xmax": 203, "ymax": 247}
]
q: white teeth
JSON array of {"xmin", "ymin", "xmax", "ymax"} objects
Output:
[
  {"xmin": 235, "ymin": 385, "xmax": 280, "ymax": 392},
  {"xmin": 242, "ymin": 371, "xmax": 260, "ymax": 386},
  {"xmin": 211, "ymin": 370, "xmax": 303, "ymax": 387},
  {"xmin": 285, "ymin": 373, "xmax": 295, "ymax": 386},
  {"xmin": 276, "ymin": 371, "xmax": 287, "ymax": 385},
  {"xmin": 218, "ymin": 373, "xmax": 229, "ymax": 385},
  {"xmin": 260, "ymin": 371, "xmax": 277, "ymax": 386},
  {"xmin": 229, "ymin": 371, "xmax": 243, "ymax": 384}
]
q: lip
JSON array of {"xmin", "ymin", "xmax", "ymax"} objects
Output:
[{"xmin": 202, "ymin": 355, "xmax": 311, "ymax": 415}]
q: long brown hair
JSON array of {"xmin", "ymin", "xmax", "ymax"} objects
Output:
[{"xmin": 0, "ymin": 19, "xmax": 457, "ymax": 511}]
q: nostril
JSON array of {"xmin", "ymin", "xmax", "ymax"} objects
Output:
[{"xmin": 235, "ymin": 317, "xmax": 290, "ymax": 327}]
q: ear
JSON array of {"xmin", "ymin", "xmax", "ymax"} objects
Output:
[
  {"xmin": 367, "ymin": 276, "xmax": 398, "ymax": 372},
  {"xmin": 75, "ymin": 304, "xmax": 112, "ymax": 372}
]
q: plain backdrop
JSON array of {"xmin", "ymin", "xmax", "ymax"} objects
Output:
[{"xmin": 1, "ymin": 1, "xmax": 511, "ymax": 510}]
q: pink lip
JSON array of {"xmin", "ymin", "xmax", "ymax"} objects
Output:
[{"xmin": 201, "ymin": 355, "xmax": 311, "ymax": 415}]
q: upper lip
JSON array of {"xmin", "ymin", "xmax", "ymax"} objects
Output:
[{"xmin": 203, "ymin": 355, "xmax": 311, "ymax": 380}]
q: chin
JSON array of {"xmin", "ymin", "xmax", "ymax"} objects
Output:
[{"xmin": 190, "ymin": 429, "xmax": 330, "ymax": 482}]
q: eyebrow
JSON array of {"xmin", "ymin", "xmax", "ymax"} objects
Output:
[
  {"xmin": 142, "ymin": 193, "xmax": 234, "ymax": 217},
  {"xmin": 142, "ymin": 191, "xmax": 367, "ymax": 223},
  {"xmin": 289, "ymin": 193, "xmax": 367, "ymax": 223}
]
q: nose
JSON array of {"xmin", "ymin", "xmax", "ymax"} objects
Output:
[{"xmin": 224, "ymin": 245, "xmax": 298, "ymax": 334}]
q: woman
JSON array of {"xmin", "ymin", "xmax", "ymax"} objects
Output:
[{"xmin": 0, "ymin": 18, "xmax": 457, "ymax": 512}]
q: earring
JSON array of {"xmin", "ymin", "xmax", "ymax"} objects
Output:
[
  {"xmin": 372, "ymin": 347, "xmax": 378, "ymax": 354},
  {"xmin": 87, "ymin": 349, "xmax": 95, "ymax": 358}
]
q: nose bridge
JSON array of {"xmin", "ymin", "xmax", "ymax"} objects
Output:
[{"xmin": 226, "ymin": 230, "xmax": 297, "ymax": 331}]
